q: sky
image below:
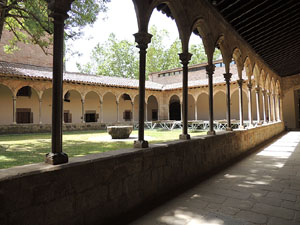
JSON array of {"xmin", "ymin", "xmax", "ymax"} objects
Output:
[{"xmin": 65, "ymin": 0, "xmax": 201, "ymax": 72}]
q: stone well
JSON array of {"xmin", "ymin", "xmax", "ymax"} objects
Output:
[{"xmin": 107, "ymin": 125, "xmax": 133, "ymax": 139}]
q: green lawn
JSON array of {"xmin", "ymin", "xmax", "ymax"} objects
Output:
[{"xmin": 0, "ymin": 129, "xmax": 205, "ymax": 169}]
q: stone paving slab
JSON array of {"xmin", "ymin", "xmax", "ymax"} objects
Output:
[{"xmin": 129, "ymin": 132, "xmax": 300, "ymax": 225}]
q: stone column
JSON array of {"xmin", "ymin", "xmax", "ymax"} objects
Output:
[
  {"xmin": 255, "ymin": 87, "xmax": 261, "ymax": 125},
  {"xmin": 247, "ymin": 83, "xmax": 253, "ymax": 127},
  {"xmin": 133, "ymin": 32, "xmax": 152, "ymax": 148},
  {"xmin": 116, "ymin": 101, "xmax": 119, "ymax": 122},
  {"xmin": 195, "ymin": 103, "xmax": 198, "ymax": 121},
  {"xmin": 145, "ymin": 103, "xmax": 148, "ymax": 122},
  {"xmin": 12, "ymin": 95, "xmax": 16, "ymax": 124},
  {"xmin": 224, "ymin": 73, "xmax": 232, "ymax": 131},
  {"xmin": 237, "ymin": 79, "xmax": 245, "ymax": 129},
  {"xmin": 131, "ymin": 101, "xmax": 134, "ymax": 122},
  {"xmin": 277, "ymin": 95, "xmax": 281, "ymax": 121},
  {"xmin": 100, "ymin": 100, "xmax": 103, "ymax": 123},
  {"xmin": 267, "ymin": 92, "xmax": 271, "ymax": 122},
  {"xmin": 46, "ymin": 1, "xmax": 72, "ymax": 165},
  {"xmin": 273, "ymin": 93, "xmax": 277, "ymax": 121},
  {"xmin": 262, "ymin": 90, "xmax": 267, "ymax": 124},
  {"xmin": 206, "ymin": 64, "xmax": 216, "ymax": 135},
  {"xmin": 81, "ymin": 99, "xmax": 85, "ymax": 123},
  {"xmin": 179, "ymin": 52, "xmax": 192, "ymax": 140},
  {"xmin": 39, "ymin": 98, "xmax": 42, "ymax": 124}
]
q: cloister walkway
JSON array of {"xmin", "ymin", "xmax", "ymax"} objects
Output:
[{"xmin": 129, "ymin": 132, "xmax": 300, "ymax": 225}]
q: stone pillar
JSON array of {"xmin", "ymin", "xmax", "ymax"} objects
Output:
[
  {"xmin": 237, "ymin": 79, "xmax": 245, "ymax": 129},
  {"xmin": 262, "ymin": 90, "xmax": 267, "ymax": 124},
  {"xmin": 255, "ymin": 87, "xmax": 261, "ymax": 125},
  {"xmin": 81, "ymin": 99, "xmax": 85, "ymax": 123},
  {"xmin": 273, "ymin": 94, "xmax": 277, "ymax": 122},
  {"xmin": 206, "ymin": 64, "xmax": 216, "ymax": 135},
  {"xmin": 277, "ymin": 95, "xmax": 281, "ymax": 121},
  {"xmin": 195, "ymin": 103, "xmax": 198, "ymax": 121},
  {"xmin": 224, "ymin": 73, "xmax": 232, "ymax": 131},
  {"xmin": 12, "ymin": 95, "xmax": 17, "ymax": 124},
  {"xmin": 145, "ymin": 103, "xmax": 148, "ymax": 122},
  {"xmin": 39, "ymin": 98, "xmax": 42, "ymax": 124},
  {"xmin": 267, "ymin": 92, "xmax": 271, "ymax": 122},
  {"xmin": 247, "ymin": 83, "xmax": 253, "ymax": 127},
  {"xmin": 133, "ymin": 32, "xmax": 152, "ymax": 148},
  {"xmin": 131, "ymin": 101, "xmax": 134, "ymax": 122},
  {"xmin": 100, "ymin": 100, "xmax": 103, "ymax": 123},
  {"xmin": 45, "ymin": 1, "xmax": 72, "ymax": 165},
  {"xmin": 179, "ymin": 52, "xmax": 192, "ymax": 140},
  {"xmin": 168, "ymin": 103, "xmax": 170, "ymax": 120},
  {"xmin": 116, "ymin": 101, "xmax": 119, "ymax": 122}
]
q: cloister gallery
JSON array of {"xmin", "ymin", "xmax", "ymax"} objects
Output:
[{"xmin": 1, "ymin": 0, "xmax": 300, "ymax": 225}]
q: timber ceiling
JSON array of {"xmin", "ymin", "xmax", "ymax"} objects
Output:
[{"xmin": 157, "ymin": 1, "xmax": 300, "ymax": 77}]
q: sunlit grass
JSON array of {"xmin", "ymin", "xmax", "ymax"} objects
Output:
[{"xmin": 0, "ymin": 129, "xmax": 205, "ymax": 169}]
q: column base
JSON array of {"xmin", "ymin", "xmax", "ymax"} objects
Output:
[
  {"xmin": 248, "ymin": 123, "xmax": 254, "ymax": 128},
  {"xmin": 179, "ymin": 134, "xmax": 191, "ymax": 140},
  {"xmin": 45, "ymin": 152, "xmax": 68, "ymax": 165},
  {"xmin": 226, "ymin": 127, "xmax": 233, "ymax": 131},
  {"xmin": 207, "ymin": 130, "xmax": 216, "ymax": 135},
  {"xmin": 239, "ymin": 125, "xmax": 245, "ymax": 129},
  {"xmin": 134, "ymin": 140, "xmax": 148, "ymax": 148}
]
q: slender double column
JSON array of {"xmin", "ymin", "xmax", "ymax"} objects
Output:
[
  {"xmin": 12, "ymin": 95, "xmax": 16, "ymax": 124},
  {"xmin": 237, "ymin": 79, "xmax": 245, "ymax": 129},
  {"xmin": 39, "ymin": 98, "xmax": 42, "ymax": 124},
  {"xmin": 223, "ymin": 73, "xmax": 232, "ymax": 131},
  {"xmin": 206, "ymin": 64, "xmax": 216, "ymax": 135},
  {"xmin": 81, "ymin": 99, "xmax": 85, "ymax": 123},
  {"xmin": 255, "ymin": 87, "xmax": 261, "ymax": 125},
  {"xmin": 133, "ymin": 32, "xmax": 152, "ymax": 148},
  {"xmin": 45, "ymin": 3, "xmax": 72, "ymax": 165},
  {"xmin": 179, "ymin": 52, "xmax": 192, "ymax": 140},
  {"xmin": 116, "ymin": 101, "xmax": 119, "ymax": 122},
  {"xmin": 100, "ymin": 99, "xmax": 103, "ymax": 123},
  {"xmin": 247, "ymin": 83, "xmax": 253, "ymax": 127},
  {"xmin": 145, "ymin": 103, "xmax": 148, "ymax": 122},
  {"xmin": 267, "ymin": 92, "xmax": 272, "ymax": 122},
  {"xmin": 262, "ymin": 90, "xmax": 267, "ymax": 124},
  {"xmin": 273, "ymin": 93, "xmax": 277, "ymax": 121},
  {"xmin": 277, "ymin": 95, "xmax": 281, "ymax": 121},
  {"xmin": 131, "ymin": 101, "xmax": 134, "ymax": 122}
]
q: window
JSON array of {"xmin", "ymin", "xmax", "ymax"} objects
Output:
[
  {"xmin": 16, "ymin": 108, "xmax": 33, "ymax": 123},
  {"xmin": 123, "ymin": 110, "xmax": 132, "ymax": 121},
  {"xmin": 17, "ymin": 86, "xmax": 31, "ymax": 97},
  {"xmin": 85, "ymin": 110, "xmax": 98, "ymax": 122},
  {"xmin": 64, "ymin": 110, "xmax": 72, "ymax": 123}
]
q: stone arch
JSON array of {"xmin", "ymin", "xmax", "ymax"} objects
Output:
[
  {"xmin": 213, "ymin": 91, "xmax": 226, "ymax": 120},
  {"xmin": 119, "ymin": 93, "xmax": 133, "ymax": 122},
  {"xmin": 84, "ymin": 91, "xmax": 101, "ymax": 123},
  {"xmin": 169, "ymin": 95, "xmax": 181, "ymax": 120},
  {"xmin": 188, "ymin": 94, "xmax": 195, "ymax": 120},
  {"xmin": 147, "ymin": 95, "xmax": 159, "ymax": 121},
  {"xmin": 231, "ymin": 88, "xmax": 248, "ymax": 120},
  {"xmin": 196, "ymin": 92, "xmax": 209, "ymax": 120},
  {"xmin": 0, "ymin": 84, "xmax": 14, "ymax": 124},
  {"xmin": 103, "ymin": 92, "xmax": 117, "ymax": 123},
  {"xmin": 63, "ymin": 89, "xmax": 82, "ymax": 123},
  {"xmin": 15, "ymin": 85, "xmax": 40, "ymax": 124},
  {"xmin": 41, "ymin": 88, "xmax": 52, "ymax": 124},
  {"xmin": 232, "ymin": 48, "xmax": 244, "ymax": 79},
  {"xmin": 253, "ymin": 63, "xmax": 261, "ymax": 87}
]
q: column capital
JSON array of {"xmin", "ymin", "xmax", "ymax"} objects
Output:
[
  {"xmin": 255, "ymin": 86, "xmax": 261, "ymax": 93},
  {"xmin": 247, "ymin": 83, "xmax": 253, "ymax": 90},
  {"xmin": 206, "ymin": 64, "xmax": 215, "ymax": 77},
  {"xmin": 46, "ymin": 0, "xmax": 73, "ymax": 22},
  {"xmin": 133, "ymin": 32, "xmax": 152, "ymax": 50},
  {"xmin": 237, "ymin": 79, "xmax": 244, "ymax": 87},
  {"xmin": 261, "ymin": 89, "xmax": 267, "ymax": 94},
  {"xmin": 179, "ymin": 52, "xmax": 192, "ymax": 66},
  {"xmin": 223, "ymin": 73, "xmax": 232, "ymax": 82},
  {"xmin": 81, "ymin": 99, "xmax": 85, "ymax": 104}
]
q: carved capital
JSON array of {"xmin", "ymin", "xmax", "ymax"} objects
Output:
[
  {"xmin": 179, "ymin": 52, "xmax": 192, "ymax": 66},
  {"xmin": 46, "ymin": 0, "xmax": 73, "ymax": 21},
  {"xmin": 133, "ymin": 32, "xmax": 152, "ymax": 50},
  {"xmin": 237, "ymin": 79, "xmax": 244, "ymax": 87},
  {"xmin": 223, "ymin": 73, "xmax": 232, "ymax": 83},
  {"xmin": 255, "ymin": 87, "xmax": 260, "ymax": 93},
  {"xmin": 206, "ymin": 64, "xmax": 215, "ymax": 77},
  {"xmin": 247, "ymin": 83, "xmax": 252, "ymax": 90}
]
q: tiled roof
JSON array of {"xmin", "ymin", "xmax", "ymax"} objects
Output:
[{"xmin": 0, "ymin": 61, "xmax": 247, "ymax": 91}]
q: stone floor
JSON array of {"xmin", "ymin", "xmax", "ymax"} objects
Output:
[{"xmin": 129, "ymin": 132, "xmax": 300, "ymax": 225}]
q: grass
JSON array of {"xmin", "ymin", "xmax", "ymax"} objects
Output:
[{"xmin": 0, "ymin": 129, "xmax": 205, "ymax": 169}]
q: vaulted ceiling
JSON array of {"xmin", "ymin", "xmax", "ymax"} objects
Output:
[{"xmin": 207, "ymin": 0, "xmax": 300, "ymax": 77}]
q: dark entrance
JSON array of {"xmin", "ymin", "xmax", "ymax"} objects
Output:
[
  {"xmin": 16, "ymin": 108, "xmax": 33, "ymax": 123},
  {"xmin": 169, "ymin": 102, "xmax": 181, "ymax": 120}
]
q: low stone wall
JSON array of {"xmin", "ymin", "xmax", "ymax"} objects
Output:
[
  {"xmin": 0, "ymin": 123, "xmax": 123, "ymax": 134},
  {"xmin": 0, "ymin": 122, "xmax": 284, "ymax": 225}
]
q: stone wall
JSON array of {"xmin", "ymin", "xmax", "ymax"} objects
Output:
[{"xmin": 0, "ymin": 122, "xmax": 284, "ymax": 225}]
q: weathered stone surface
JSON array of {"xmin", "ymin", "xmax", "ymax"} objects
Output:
[{"xmin": 107, "ymin": 125, "xmax": 133, "ymax": 139}]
